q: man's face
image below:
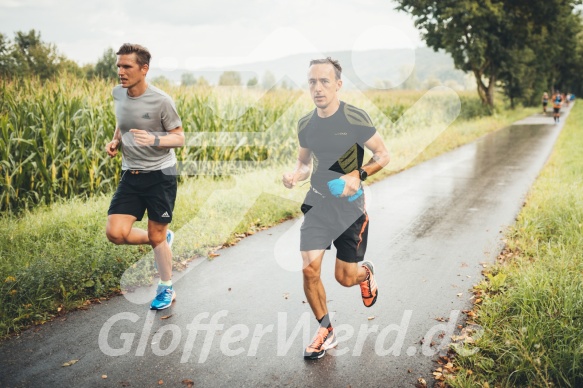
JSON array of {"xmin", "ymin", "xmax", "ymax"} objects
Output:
[
  {"xmin": 308, "ymin": 63, "xmax": 342, "ymax": 110},
  {"xmin": 116, "ymin": 53, "xmax": 148, "ymax": 89}
]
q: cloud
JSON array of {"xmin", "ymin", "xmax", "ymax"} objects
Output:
[{"xmin": 0, "ymin": 0, "xmax": 421, "ymax": 67}]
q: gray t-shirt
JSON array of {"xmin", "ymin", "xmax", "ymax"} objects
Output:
[{"xmin": 113, "ymin": 84, "xmax": 182, "ymax": 171}]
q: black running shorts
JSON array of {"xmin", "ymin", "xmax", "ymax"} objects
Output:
[
  {"xmin": 300, "ymin": 189, "xmax": 369, "ymax": 263},
  {"xmin": 553, "ymin": 107, "xmax": 560, "ymax": 114},
  {"xmin": 108, "ymin": 165, "xmax": 177, "ymax": 223}
]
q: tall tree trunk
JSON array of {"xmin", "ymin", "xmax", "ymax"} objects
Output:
[
  {"xmin": 486, "ymin": 74, "xmax": 495, "ymax": 107},
  {"xmin": 473, "ymin": 69, "xmax": 495, "ymax": 108}
]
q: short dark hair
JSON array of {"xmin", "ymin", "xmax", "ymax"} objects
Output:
[
  {"xmin": 309, "ymin": 57, "xmax": 342, "ymax": 80},
  {"xmin": 116, "ymin": 43, "xmax": 151, "ymax": 67}
]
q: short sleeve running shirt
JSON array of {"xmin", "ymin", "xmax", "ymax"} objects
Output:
[
  {"xmin": 298, "ymin": 101, "xmax": 376, "ymax": 193},
  {"xmin": 113, "ymin": 84, "xmax": 182, "ymax": 171}
]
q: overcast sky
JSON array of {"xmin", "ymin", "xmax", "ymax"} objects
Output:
[{"xmin": 0, "ymin": 0, "xmax": 422, "ymax": 70}]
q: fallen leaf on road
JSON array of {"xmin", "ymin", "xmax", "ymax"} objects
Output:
[
  {"xmin": 62, "ymin": 359, "xmax": 79, "ymax": 367},
  {"xmin": 102, "ymin": 375, "xmax": 107, "ymax": 379},
  {"xmin": 208, "ymin": 252, "xmax": 220, "ymax": 258},
  {"xmin": 283, "ymin": 293, "xmax": 289, "ymax": 299},
  {"xmin": 161, "ymin": 314, "xmax": 173, "ymax": 320},
  {"xmin": 457, "ymin": 293, "xmax": 463, "ymax": 297},
  {"xmin": 158, "ymin": 380, "xmax": 164, "ymax": 385},
  {"xmin": 182, "ymin": 379, "xmax": 194, "ymax": 387},
  {"xmin": 367, "ymin": 316, "xmax": 375, "ymax": 320},
  {"xmin": 416, "ymin": 377, "xmax": 427, "ymax": 388}
]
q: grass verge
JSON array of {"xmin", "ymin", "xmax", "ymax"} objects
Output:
[
  {"xmin": 444, "ymin": 103, "xmax": 583, "ymax": 387},
  {"xmin": 0, "ymin": 101, "xmax": 536, "ymax": 338}
]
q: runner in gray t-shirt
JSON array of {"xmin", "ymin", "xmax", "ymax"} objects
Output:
[{"xmin": 105, "ymin": 43, "xmax": 185, "ymax": 311}]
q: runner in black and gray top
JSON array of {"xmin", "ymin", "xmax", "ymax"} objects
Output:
[
  {"xmin": 283, "ymin": 57, "xmax": 390, "ymax": 360},
  {"xmin": 105, "ymin": 43, "xmax": 185, "ymax": 311}
]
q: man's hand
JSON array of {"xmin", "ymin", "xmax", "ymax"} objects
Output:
[
  {"xmin": 130, "ymin": 128, "xmax": 156, "ymax": 147},
  {"xmin": 106, "ymin": 139, "xmax": 120, "ymax": 157},
  {"xmin": 282, "ymin": 172, "xmax": 299, "ymax": 189},
  {"xmin": 340, "ymin": 171, "xmax": 361, "ymax": 197}
]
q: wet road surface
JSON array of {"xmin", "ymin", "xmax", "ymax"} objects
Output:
[{"xmin": 0, "ymin": 108, "xmax": 571, "ymax": 387}]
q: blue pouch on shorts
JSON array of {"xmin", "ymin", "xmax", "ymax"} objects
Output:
[{"xmin": 327, "ymin": 178, "xmax": 363, "ymax": 202}]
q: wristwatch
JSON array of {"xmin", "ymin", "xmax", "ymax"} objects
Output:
[
  {"xmin": 358, "ymin": 168, "xmax": 368, "ymax": 181},
  {"xmin": 153, "ymin": 135, "xmax": 160, "ymax": 147}
]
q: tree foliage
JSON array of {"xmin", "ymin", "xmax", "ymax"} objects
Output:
[
  {"xmin": 218, "ymin": 71, "xmax": 241, "ymax": 86},
  {"xmin": 261, "ymin": 70, "xmax": 276, "ymax": 90},
  {"xmin": 181, "ymin": 72, "xmax": 197, "ymax": 86},
  {"xmin": 93, "ymin": 47, "xmax": 117, "ymax": 80},
  {"xmin": 395, "ymin": 0, "xmax": 582, "ymax": 107},
  {"xmin": 246, "ymin": 76, "xmax": 258, "ymax": 88},
  {"xmin": 0, "ymin": 29, "xmax": 63, "ymax": 79},
  {"xmin": 0, "ymin": 30, "xmax": 119, "ymax": 81}
]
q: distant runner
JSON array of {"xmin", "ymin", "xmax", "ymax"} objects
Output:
[
  {"xmin": 542, "ymin": 92, "xmax": 549, "ymax": 114},
  {"xmin": 105, "ymin": 43, "xmax": 185, "ymax": 310},
  {"xmin": 282, "ymin": 57, "xmax": 390, "ymax": 360},
  {"xmin": 552, "ymin": 91, "xmax": 563, "ymax": 123}
]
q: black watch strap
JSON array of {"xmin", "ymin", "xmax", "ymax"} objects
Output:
[
  {"xmin": 153, "ymin": 135, "xmax": 160, "ymax": 147},
  {"xmin": 358, "ymin": 168, "xmax": 368, "ymax": 181}
]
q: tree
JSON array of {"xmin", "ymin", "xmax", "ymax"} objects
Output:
[
  {"xmin": 12, "ymin": 29, "xmax": 60, "ymax": 79},
  {"xmin": 94, "ymin": 47, "xmax": 117, "ymax": 80},
  {"xmin": 246, "ymin": 76, "xmax": 258, "ymax": 88},
  {"xmin": 181, "ymin": 72, "xmax": 197, "ymax": 86},
  {"xmin": 261, "ymin": 70, "xmax": 276, "ymax": 90},
  {"xmin": 197, "ymin": 76, "xmax": 210, "ymax": 87},
  {"xmin": 0, "ymin": 29, "xmax": 84, "ymax": 80},
  {"xmin": 0, "ymin": 33, "xmax": 15, "ymax": 78},
  {"xmin": 151, "ymin": 75, "xmax": 172, "ymax": 88},
  {"xmin": 395, "ymin": 0, "xmax": 582, "ymax": 107},
  {"xmin": 218, "ymin": 71, "xmax": 241, "ymax": 86}
]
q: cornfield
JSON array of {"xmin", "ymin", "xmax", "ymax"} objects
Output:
[{"xmin": 0, "ymin": 76, "xmax": 474, "ymax": 213}]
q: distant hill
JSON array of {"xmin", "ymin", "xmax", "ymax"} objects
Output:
[{"xmin": 148, "ymin": 47, "xmax": 471, "ymax": 90}]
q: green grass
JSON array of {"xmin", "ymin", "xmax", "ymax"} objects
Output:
[
  {"xmin": 447, "ymin": 103, "xmax": 583, "ymax": 387},
  {"xmin": 0, "ymin": 88, "xmax": 536, "ymax": 337}
]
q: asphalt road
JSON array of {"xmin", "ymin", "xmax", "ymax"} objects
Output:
[{"xmin": 0, "ymin": 107, "xmax": 571, "ymax": 388}]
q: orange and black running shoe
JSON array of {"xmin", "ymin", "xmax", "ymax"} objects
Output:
[
  {"xmin": 360, "ymin": 261, "xmax": 378, "ymax": 307},
  {"xmin": 303, "ymin": 327, "xmax": 337, "ymax": 360}
]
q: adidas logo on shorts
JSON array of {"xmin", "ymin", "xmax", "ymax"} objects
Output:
[{"xmin": 161, "ymin": 211, "xmax": 170, "ymax": 218}]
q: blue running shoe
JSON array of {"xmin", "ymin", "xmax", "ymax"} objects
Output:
[{"xmin": 150, "ymin": 285, "xmax": 176, "ymax": 310}]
